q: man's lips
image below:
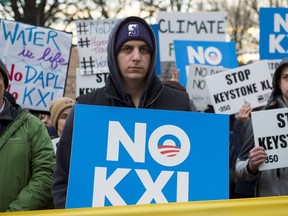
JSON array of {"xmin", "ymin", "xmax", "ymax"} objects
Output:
[{"xmin": 129, "ymin": 66, "xmax": 143, "ymax": 69}]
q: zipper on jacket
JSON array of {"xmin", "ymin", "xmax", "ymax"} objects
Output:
[{"xmin": 144, "ymin": 87, "xmax": 164, "ymax": 108}]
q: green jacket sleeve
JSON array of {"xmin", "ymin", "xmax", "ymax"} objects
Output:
[{"xmin": 7, "ymin": 114, "xmax": 56, "ymax": 211}]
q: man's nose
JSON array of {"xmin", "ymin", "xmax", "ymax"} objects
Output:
[{"xmin": 132, "ymin": 49, "xmax": 141, "ymax": 61}]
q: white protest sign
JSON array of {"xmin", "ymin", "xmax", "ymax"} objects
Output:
[
  {"xmin": 75, "ymin": 68, "xmax": 106, "ymax": 97},
  {"xmin": 205, "ymin": 61, "xmax": 273, "ymax": 115},
  {"xmin": 156, "ymin": 11, "xmax": 227, "ymax": 63},
  {"xmin": 186, "ymin": 64, "xmax": 226, "ymax": 111},
  {"xmin": 76, "ymin": 19, "xmax": 116, "ymax": 76},
  {"xmin": 267, "ymin": 59, "xmax": 281, "ymax": 78},
  {"xmin": 252, "ymin": 108, "xmax": 288, "ymax": 170},
  {"xmin": 0, "ymin": 20, "xmax": 72, "ymax": 111}
]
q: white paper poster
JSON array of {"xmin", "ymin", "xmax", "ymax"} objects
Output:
[{"xmin": 205, "ymin": 61, "xmax": 273, "ymax": 114}]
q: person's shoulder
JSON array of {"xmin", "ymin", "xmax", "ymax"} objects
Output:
[
  {"xmin": 25, "ymin": 112, "xmax": 45, "ymax": 126},
  {"xmin": 154, "ymin": 85, "xmax": 192, "ymax": 111},
  {"xmin": 162, "ymin": 84, "xmax": 189, "ymax": 98},
  {"xmin": 14, "ymin": 111, "xmax": 47, "ymax": 134},
  {"xmin": 77, "ymin": 87, "xmax": 105, "ymax": 104}
]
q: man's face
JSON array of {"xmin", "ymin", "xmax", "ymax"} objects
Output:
[
  {"xmin": 279, "ymin": 66, "xmax": 288, "ymax": 105},
  {"xmin": 57, "ymin": 107, "xmax": 71, "ymax": 137},
  {"xmin": 117, "ymin": 40, "xmax": 151, "ymax": 85},
  {"xmin": 0, "ymin": 73, "xmax": 5, "ymax": 106}
]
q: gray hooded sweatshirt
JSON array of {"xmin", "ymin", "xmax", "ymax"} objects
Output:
[{"xmin": 235, "ymin": 57, "xmax": 288, "ymax": 197}]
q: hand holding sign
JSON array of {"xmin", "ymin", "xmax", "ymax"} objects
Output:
[
  {"xmin": 252, "ymin": 108, "xmax": 288, "ymax": 171},
  {"xmin": 248, "ymin": 146, "xmax": 267, "ymax": 174},
  {"xmin": 238, "ymin": 103, "xmax": 252, "ymax": 123}
]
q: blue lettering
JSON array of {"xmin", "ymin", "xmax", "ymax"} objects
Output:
[
  {"xmin": 24, "ymin": 65, "xmax": 63, "ymax": 89},
  {"xmin": 47, "ymin": 30, "xmax": 59, "ymax": 50},
  {"xmin": 33, "ymin": 71, "xmax": 45, "ymax": 88},
  {"xmin": 2, "ymin": 23, "xmax": 21, "ymax": 45},
  {"xmin": 46, "ymin": 72, "xmax": 56, "ymax": 87},
  {"xmin": 54, "ymin": 75, "xmax": 63, "ymax": 89},
  {"xmin": 16, "ymin": 31, "xmax": 26, "ymax": 46},
  {"xmin": 33, "ymin": 31, "xmax": 45, "ymax": 46},
  {"xmin": 22, "ymin": 87, "xmax": 35, "ymax": 105},
  {"xmin": 36, "ymin": 89, "xmax": 50, "ymax": 107},
  {"xmin": 26, "ymin": 26, "xmax": 37, "ymax": 42},
  {"xmin": 25, "ymin": 66, "xmax": 38, "ymax": 83},
  {"xmin": 2, "ymin": 21, "xmax": 60, "ymax": 48}
]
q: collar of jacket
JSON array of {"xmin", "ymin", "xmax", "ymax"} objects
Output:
[
  {"xmin": 103, "ymin": 75, "xmax": 164, "ymax": 108},
  {"xmin": 265, "ymin": 95, "xmax": 287, "ymax": 110},
  {"xmin": 0, "ymin": 108, "xmax": 27, "ymax": 150},
  {"xmin": 0, "ymin": 98, "xmax": 22, "ymax": 121}
]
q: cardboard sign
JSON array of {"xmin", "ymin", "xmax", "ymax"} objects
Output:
[
  {"xmin": 75, "ymin": 68, "xmax": 106, "ymax": 97},
  {"xmin": 205, "ymin": 61, "xmax": 273, "ymax": 115},
  {"xmin": 76, "ymin": 19, "xmax": 117, "ymax": 76},
  {"xmin": 186, "ymin": 64, "xmax": 226, "ymax": 111},
  {"xmin": 66, "ymin": 105, "xmax": 229, "ymax": 208},
  {"xmin": 174, "ymin": 40, "xmax": 237, "ymax": 86},
  {"xmin": 260, "ymin": 8, "xmax": 288, "ymax": 60},
  {"xmin": 252, "ymin": 108, "xmax": 288, "ymax": 170},
  {"xmin": 0, "ymin": 20, "xmax": 72, "ymax": 111}
]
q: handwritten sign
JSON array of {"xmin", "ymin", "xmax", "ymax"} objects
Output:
[
  {"xmin": 205, "ymin": 61, "xmax": 273, "ymax": 115},
  {"xmin": 66, "ymin": 105, "xmax": 229, "ymax": 208},
  {"xmin": 75, "ymin": 68, "xmax": 106, "ymax": 97},
  {"xmin": 76, "ymin": 19, "xmax": 116, "ymax": 76},
  {"xmin": 260, "ymin": 8, "xmax": 288, "ymax": 60},
  {"xmin": 0, "ymin": 20, "xmax": 72, "ymax": 111},
  {"xmin": 186, "ymin": 64, "xmax": 226, "ymax": 111},
  {"xmin": 252, "ymin": 108, "xmax": 288, "ymax": 170}
]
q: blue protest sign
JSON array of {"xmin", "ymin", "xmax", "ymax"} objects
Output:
[
  {"xmin": 174, "ymin": 40, "xmax": 238, "ymax": 87},
  {"xmin": 260, "ymin": 8, "xmax": 288, "ymax": 60},
  {"xmin": 150, "ymin": 24, "xmax": 161, "ymax": 76},
  {"xmin": 66, "ymin": 105, "xmax": 229, "ymax": 208}
]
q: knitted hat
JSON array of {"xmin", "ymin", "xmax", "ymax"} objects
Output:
[
  {"xmin": 115, "ymin": 20, "xmax": 153, "ymax": 54},
  {"xmin": 0, "ymin": 59, "xmax": 9, "ymax": 90},
  {"xmin": 49, "ymin": 97, "xmax": 75, "ymax": 130}
]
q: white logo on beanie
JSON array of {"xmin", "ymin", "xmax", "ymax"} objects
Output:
[{"xmin": 128, "ymin": 24, "xmax": 139, "ymax": 36}]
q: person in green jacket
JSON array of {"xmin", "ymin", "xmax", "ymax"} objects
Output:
[{"xmin": 0, "ymin": 59, "xmax": 56, "ymax": 211}]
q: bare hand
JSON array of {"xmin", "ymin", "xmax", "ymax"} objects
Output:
[
  {"xmin": 238, "ymin": 103, "xmax": 252, "ymax": 123},
  {"xmin": 171, "ymin": 68, "xmax": 180, "ymax": 82},
  {"xmin": 248, "ymin": 146, "xmax": 267, "ymax": 174}
]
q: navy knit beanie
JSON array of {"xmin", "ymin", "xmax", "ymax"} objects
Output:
[{"xmin": 115, "ymin": 20, "xmax": 153, "ymax": 54}]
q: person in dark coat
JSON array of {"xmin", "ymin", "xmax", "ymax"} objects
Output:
[{"xmin": 51, "ymin": 16, "xmax": 197, "ymax": 208}]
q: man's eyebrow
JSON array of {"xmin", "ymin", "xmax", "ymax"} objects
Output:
[{"xmin": 121, "ymin": 44, "xmax": 132, "ymax": 47}]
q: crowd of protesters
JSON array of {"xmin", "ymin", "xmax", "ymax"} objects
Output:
[{"xmin": 1, "ymin": 16, "xmax": 288, "ymax": 211}]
